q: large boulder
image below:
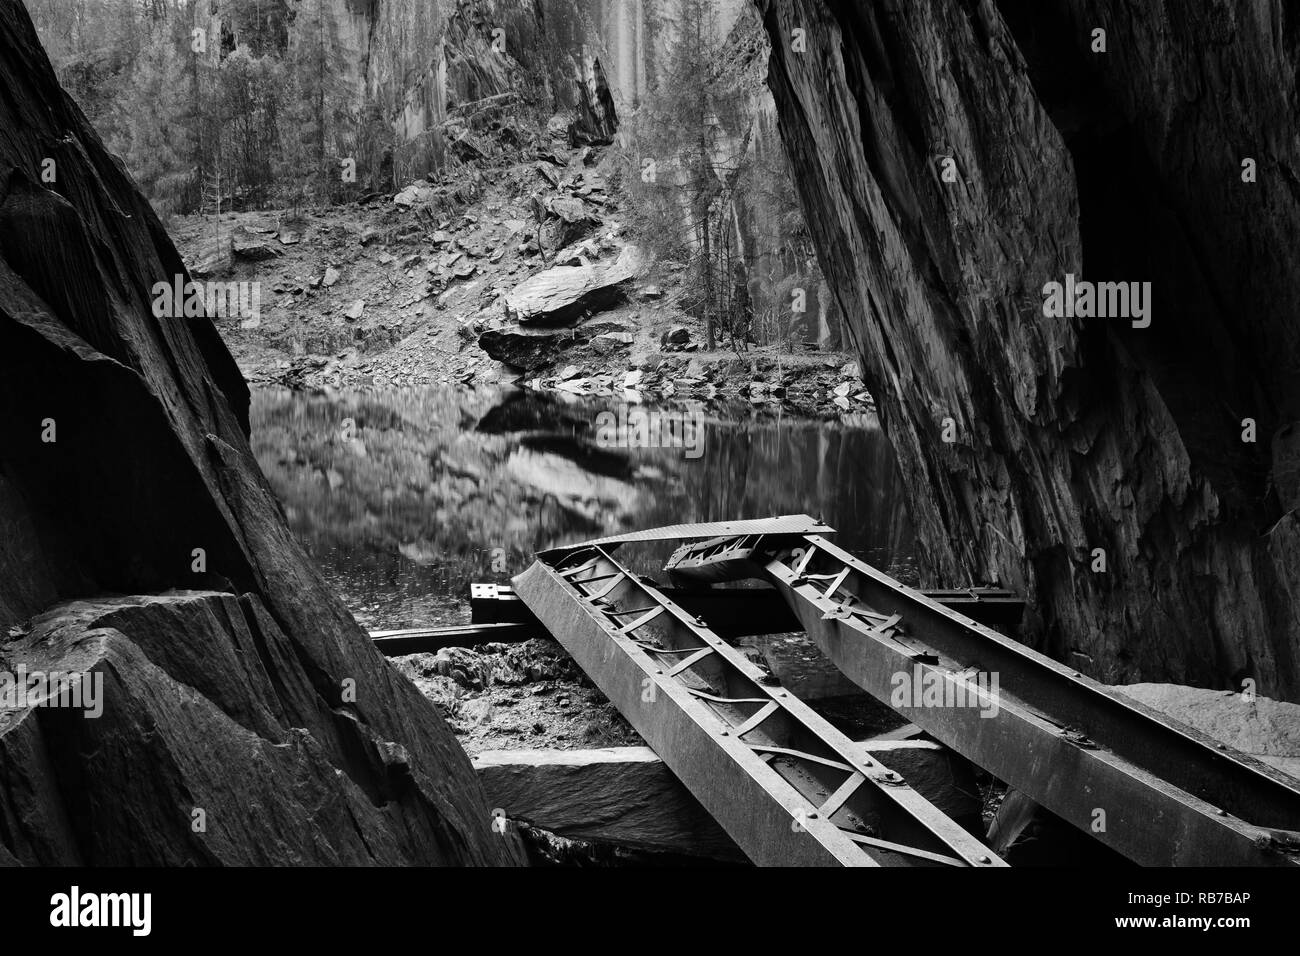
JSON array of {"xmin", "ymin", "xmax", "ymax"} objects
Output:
[
  {"xmin": 0, "ymin": 0, "xmax": 520, "ymax": 866},
  {"xmin": 504, "ymin": 246, "xmax": 640, "ymax": 326}
]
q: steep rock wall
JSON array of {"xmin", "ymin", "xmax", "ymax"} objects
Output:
[
  {"xmin": 338, "ymin": 0, "xmax": 837, "ymax": 342},
  {"xmin": 373, "ymin": 0, "xmax": 627, "ymax": 177},
  {"xmin": 0, "ymin": 0, "xmax": 522, "ymax": 865},
  {"xmin": 758, "ymin": 0, "xmax": 1300, "ymax": 698}
]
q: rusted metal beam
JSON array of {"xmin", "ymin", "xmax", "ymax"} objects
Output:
[
  {"xmin": 664, "ymin": 534, "xmax": 771, "ymax": 586},
  {"xmin": 512, "ymin": 548, "xmax": 1006, "ymax": 867},
  {"xmin": 759, "ymin": 533, "xmax": 1300, "ymax": 866},
  {"xmin": 663, "ymin": 538, "xmax": 1026, "ymax": 632}
]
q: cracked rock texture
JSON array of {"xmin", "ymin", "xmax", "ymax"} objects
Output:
[
  {"xmin": 758, "ymin": 0, "xmax": 1300, "ymax": 699},
  {"xmin": 0, "ymin": 0, "xmax": 521, "ymax": 865}
]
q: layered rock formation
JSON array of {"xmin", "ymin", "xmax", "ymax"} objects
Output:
[
  {"xmin": 757, "ymin": 0, "xmax": 1300, "ymax": 698},
  {"xmin": 0, "ymin": 0, "xmax": 521, "ymax": 865}
]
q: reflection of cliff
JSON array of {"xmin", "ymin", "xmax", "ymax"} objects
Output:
[
  {"xmin": 258, "ymin": 389, "xmax": 552, "ymax": 568},
  {"xmin": 251, "ymin": 388, "xmax": 916, "ymax": 626},
  {"xmin": 654, "ymin": 417, "xmax": 915, "ymax": 575},
  {"xmin": 250, "ymin": 388, "xmax": 665, "ymax": 629}
]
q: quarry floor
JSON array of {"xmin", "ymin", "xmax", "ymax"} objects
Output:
[{"xmin": 387, "ymin": 634, "xmax": 906, "ymax": 755}]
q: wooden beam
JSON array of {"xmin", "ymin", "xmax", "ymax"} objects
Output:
[{"xmin": 370, "ymin": 622, "xmax": 531, "ymax": 656}]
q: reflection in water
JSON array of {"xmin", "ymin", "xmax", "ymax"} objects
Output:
[{"xmin": 251, "ymin": 387, "xmax": 916, "ymax": 631}]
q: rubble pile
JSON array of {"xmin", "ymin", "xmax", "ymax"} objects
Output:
[{"xmin": 392, "ymin": 639, "xmax": 641, "ymax": 754}]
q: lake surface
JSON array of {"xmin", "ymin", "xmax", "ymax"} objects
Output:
[{"xmin": 250, "ymin": 387, "xmax": 916, "ymax": 632}]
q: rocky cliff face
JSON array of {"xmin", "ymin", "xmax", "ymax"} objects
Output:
[
  {"xmin": 364, "ymin": 0, "xmax": 624, "ymax": 177},
  {"xmin": 758, "ymin": 0, "xmax": 1300, "ymax": 699},
  {"xmin": 0, "ymin": 0, "xmax": 521, "ymax": 865},
  {"xmin": 270, "ymin": 0, "xmax": 836, "ymax": 345}
]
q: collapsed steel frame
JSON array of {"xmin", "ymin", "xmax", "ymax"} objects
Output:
[
  {"xmin": 513, "ymin": 545, "xmax": 1006, "ymax": 867},
  {"xmin": 662, "ymin": 530, "xmax": 1300, "ymax": 866}
]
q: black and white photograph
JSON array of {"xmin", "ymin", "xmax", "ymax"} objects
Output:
[{"xmin": 0, "ymin": 0, "xmax": 1294, "ymax": 936}]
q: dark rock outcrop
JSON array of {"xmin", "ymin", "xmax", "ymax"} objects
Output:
[
  {"xmin": 758, "ymin": 0, "xmax": 1300, "ymax": 699},
  {"xmin": 479, "ymin": 319, "xmax": 633, "ymax": 371},
  {"xmin": 478, "ymin": 325, "xmax": 575, "ymax": 370},
  {"xmin": 0, "ymin": 0, "xmax": 521, "ymax": 865}
]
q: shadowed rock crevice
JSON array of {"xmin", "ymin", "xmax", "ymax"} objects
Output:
[
  {"xmin": 757, "ymin": 0, "xmax": 1300, "ymax": 698},
  {"xmin": 997, "ymin": 0, "xmax": 1283, "ymax": 516}
]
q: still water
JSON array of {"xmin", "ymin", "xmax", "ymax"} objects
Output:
[{"xmin": 251, "ymin": 387, "xmax": 916, "ymax": 632}]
